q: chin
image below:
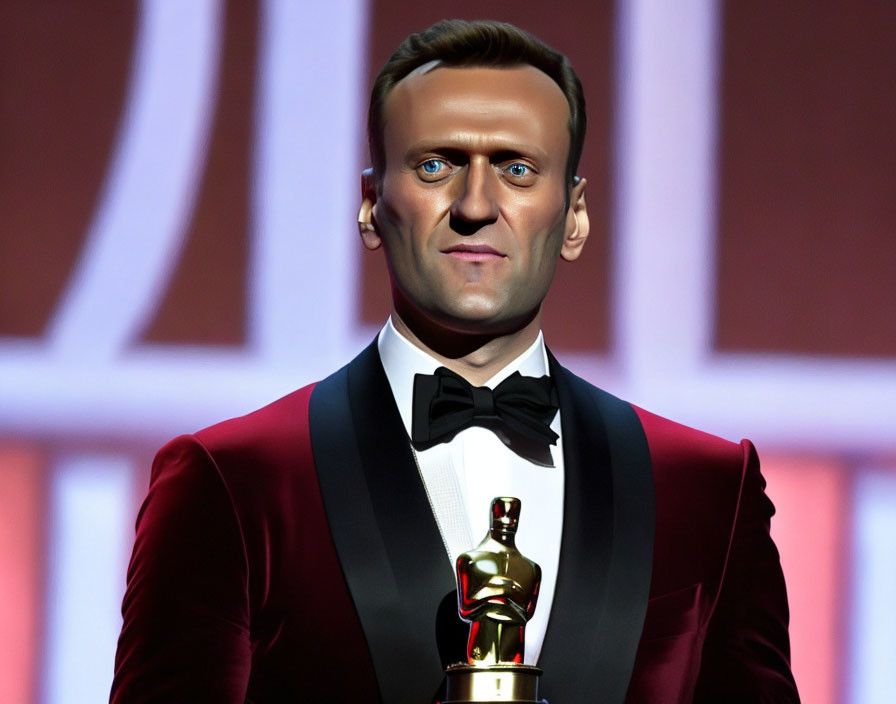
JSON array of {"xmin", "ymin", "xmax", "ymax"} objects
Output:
[
  {"xmin": 433, "ymin": 306, "xmax": 536, "ymax": 337},
  {"xmin": 395, "ymin": 287, "xmax": 537, "ymax": 337}
]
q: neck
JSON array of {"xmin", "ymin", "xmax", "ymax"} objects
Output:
[
  {"xmin": 390, "ymin": 308, "xmax": 542, "ymax": 386},
  {"xmin": 489, "ymin": 529, "xmax": 517, "ymax": 548}
]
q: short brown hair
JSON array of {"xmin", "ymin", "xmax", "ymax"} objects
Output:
[{"xmin": 368, "ymin": 19, "xmax": 586, "ymax": 188}]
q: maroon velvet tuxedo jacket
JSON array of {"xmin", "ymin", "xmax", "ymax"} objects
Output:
[{"xmin": 111, "ymin": 343, "xmax": 798, "ymax": 703}]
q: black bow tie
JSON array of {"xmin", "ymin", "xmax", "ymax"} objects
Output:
[{"xmin": 411, "ymin": 367, "xmax": 559, "ymax": 463}]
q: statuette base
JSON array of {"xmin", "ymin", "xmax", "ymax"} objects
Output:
[{"xmin": 443, "ymin": 662, "xmax": 546, "ymax": 703}]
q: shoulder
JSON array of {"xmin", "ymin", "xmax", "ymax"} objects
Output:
[
  {"xmin": 193, "ymin": 382, "xmax": 317, "ymax": 459},
  {"xmin": 552, "ymin": 358, "xmax": 749, "ymax": 481},
  {"xmin": 148, "ymin": 382, "xmax": 320, "ymax": 520},
  {"xmin": 628, "ymin": 404, "xmax": 758, "ymax": 528},
  {"xmin": 190, "ymin": 341, "xmax": 378, "ymax": 458},
  {"xmin": 630, "ymin": 404, "xmax": 749, "ymax": 474}
]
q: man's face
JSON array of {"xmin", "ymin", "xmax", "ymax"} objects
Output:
[{"xmin": 360, "ymin": 65, "xmax": 588, "ymax": 336}]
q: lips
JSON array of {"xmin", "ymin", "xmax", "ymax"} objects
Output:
[{"xmin": 441, "ymin": 244, "xmax": 506, "ymax": 262}]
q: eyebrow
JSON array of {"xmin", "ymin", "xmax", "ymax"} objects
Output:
[{"xmin": 403, "ymin": 138, "xmax": 550, "ymax": 165}]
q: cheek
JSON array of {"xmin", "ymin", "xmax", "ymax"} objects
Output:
[
  {"xmin": 515, "ymin": 202, "xmax": 568, "ymax": 260},
  {"xmin": 378, "ymin": 186, "xmax": 445, "ymax": 245}
]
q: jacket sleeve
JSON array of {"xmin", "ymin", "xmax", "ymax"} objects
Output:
[
  {"xmin": 693, "ymin": 440, "xmax": 800, "ymax": 703},
  {"xmin": 109, "ymin": 435, "xmax": 252, "ymax": 703}
]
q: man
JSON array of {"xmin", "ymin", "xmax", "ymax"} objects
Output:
[{"xmin": 111, "ymin": 20, "xmax": 799, "ymax": 703}]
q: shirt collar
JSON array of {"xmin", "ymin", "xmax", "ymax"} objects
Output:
[{"xmin": 377, "ymin": 317, "xmax": 550, "ymax": 437}]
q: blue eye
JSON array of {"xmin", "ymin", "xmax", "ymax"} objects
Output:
[
  {"xmin": 507, "ymin": 163, "xmax": 530, "ymax": 177},
  {"xmin": 421, "ymin": 159, "xmax": 443, "ymax": 174}
]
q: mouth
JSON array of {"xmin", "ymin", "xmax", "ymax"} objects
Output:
[{"xmin": 441, "ymin": 244, "xmax": 506, "ymax": 262}]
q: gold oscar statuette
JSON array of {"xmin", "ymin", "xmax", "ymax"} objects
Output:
[{"xmin": 443, "ymin": 497, "xmax": 547, "ymax": 703}]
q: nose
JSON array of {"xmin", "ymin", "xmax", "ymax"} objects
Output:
[{"xmin": 450, "ymin": 158, "xmax": 499, "ymax": 234}]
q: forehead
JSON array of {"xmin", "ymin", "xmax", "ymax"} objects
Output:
[{"xmin": 381, "ymin": 65, "xmax": 570, "ymax": 164}]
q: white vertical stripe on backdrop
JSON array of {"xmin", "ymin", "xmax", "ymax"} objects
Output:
[
  {"xmin": 250, "ymin": 0, "xmax": 372, "ymax": 377},
  {"xmin": 849, "ymin": 470, "xmax": 896, "ymax": 704},
  {"xmin": 46, "ymin": 0, "xmax": 224, "ymax": 363},
  {"xmin": 42, "ymin": 454, "xmax": 133, "ymax": 704}
]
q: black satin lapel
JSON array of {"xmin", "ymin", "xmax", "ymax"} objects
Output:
[
  {"xmin": 538, "ymin": 352, "xmax": 655, "ymax": 704},
  {"xmin": 537, "ymin": 355, "xmax": 615, "ymax": 700},
  {"xmin": 309, "ymin": 342, "xmax": 456, "ymax": 704}
]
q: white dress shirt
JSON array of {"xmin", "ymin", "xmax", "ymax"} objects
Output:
[{"xmin": 377, "ymin": 318, "xmax": 564, "ymax": 665}]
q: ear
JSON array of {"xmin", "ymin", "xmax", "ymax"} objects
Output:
[
  {"xmin": 560, "ymin": 176, "xmax": 589, "ymax": 262},
  {"xmin": 358, "ymin": 167, "xmax": 382, "ymax": 251}
]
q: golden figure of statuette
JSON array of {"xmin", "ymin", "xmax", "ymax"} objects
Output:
[{"xmin": 443, "ymin": 497, "xmax": 547, "ymax": 704}]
